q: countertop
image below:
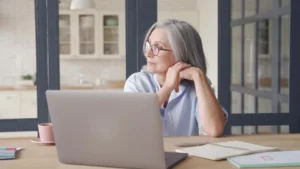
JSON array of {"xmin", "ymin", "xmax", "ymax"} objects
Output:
[{"xmin": 0, "ymin": 80, "xmax": 125, "ymax": 91}]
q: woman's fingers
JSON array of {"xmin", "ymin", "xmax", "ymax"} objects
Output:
[
  {"xmin": 174, "ymin": 62, "xmax": 190, "ymax": 71},
  {"xmin": 165, "ymin": 62, "xmax": 191, "ymax": 93}
]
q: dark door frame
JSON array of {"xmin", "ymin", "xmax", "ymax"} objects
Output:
[{"xmin": 125, "ymin": 0, "xmax": 157, "ymax": 78}]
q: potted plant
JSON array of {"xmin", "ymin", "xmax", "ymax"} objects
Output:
[{"xmin": 19, "ymin": 74, "xmax": 34, "ymax": 86}]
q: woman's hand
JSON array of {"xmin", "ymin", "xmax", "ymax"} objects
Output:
[
  {"xmin": 179, "ymin": 67, "xmax": 204, "ymax": 81},
  {"xmin": 164, "ymin": 62, "xmax": 191, "ymax": 92},
  {"xmin": 157, "ymin": 62, "xmax": 190, "ymax": 107}
]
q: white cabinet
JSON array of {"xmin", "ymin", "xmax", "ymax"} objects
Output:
[
  {"xmin": 100, "ymin": 12, "xmax": 126, "ymax": 59},
  {"xmin": 0, "ymin": 91, "xmax": 20, "ymax": 119},
  {"xmin": 59, "ymin": 10, "xmax": 125, "ymax": 60},
  {"xmin": 19, "ymin": 91, "xmax": 37, "ymax": 118},
  {"xmin": 0, "ymin": 91, "xmax": 37, "ymax": 119}
]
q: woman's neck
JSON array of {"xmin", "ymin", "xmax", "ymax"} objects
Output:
[{"xmin": 155, "ymin": 73, "xmax": 166, "ymax": 87}]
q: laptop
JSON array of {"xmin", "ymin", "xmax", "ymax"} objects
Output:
[{"xmin": 46, "ymin": 90, "xmax": 188, "ymax": 169}]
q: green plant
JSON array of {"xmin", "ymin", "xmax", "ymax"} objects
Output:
[{"xmin": 21, "ymin": 74, "xmax": 33, "ymax": 80}]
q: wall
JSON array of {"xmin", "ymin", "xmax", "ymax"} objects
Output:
[
  {"xmin": 197, "ymin": 0, "xmax": 219, "ymax": 97},
  {"xmin": 0, "ymin": 0, "xmax": 36, "ymax": 86}
]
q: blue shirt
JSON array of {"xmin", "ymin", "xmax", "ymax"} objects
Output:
[{"xmin": 124, "ymin": 70, "xmax": 228, "ymax": 136}]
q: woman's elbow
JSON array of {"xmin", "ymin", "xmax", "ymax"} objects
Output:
[{"xmin": 208, "ymin": 124, "xmax": 225, "ymax": 138}]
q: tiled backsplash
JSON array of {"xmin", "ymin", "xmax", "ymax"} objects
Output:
[
  {"xmin": 0, "ymin": 58, "xmax": 126, "ymax": 86},
  {"xmin": 60, "ymin": 60, "xmax": 126, "ymax": 85}
]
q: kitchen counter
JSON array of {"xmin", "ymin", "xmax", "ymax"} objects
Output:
[{"xmin": 0, "ymin": 80, "xmax": 125, "ymax": 91}]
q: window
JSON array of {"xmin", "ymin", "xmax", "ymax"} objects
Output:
[{"xmin": 220, "ymin": 0, "xmax": 294, "ymax": 135}]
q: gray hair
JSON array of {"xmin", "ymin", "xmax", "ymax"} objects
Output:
[{"xmin": 143, "ymin": 19, "xmax": 207, "ymax": 74}]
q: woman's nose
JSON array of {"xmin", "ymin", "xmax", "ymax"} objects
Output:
[{"xmin": 145, "ymin": 49, "xmax": 154, "ymax": 58}]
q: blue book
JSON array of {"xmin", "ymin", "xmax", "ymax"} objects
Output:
[
  {"xmin": 0, "ymin": 147, "xmax": 17, "ymax": 160},
  {"xmin": 228, "ymin": 150, "xmax": 300, "ymax": 168}
]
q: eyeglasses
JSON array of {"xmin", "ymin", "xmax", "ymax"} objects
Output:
[{"xmin": 145, "ymin": 41, "xmax": 172, "ymax": 56}]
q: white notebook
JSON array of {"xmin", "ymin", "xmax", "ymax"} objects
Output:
[{"xmin": 175, "ymin": 141, "xmax": 278, "ymax": 161}]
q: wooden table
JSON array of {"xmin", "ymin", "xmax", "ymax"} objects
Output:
[{"xmin": 1, "ymin": 134, "xmax": 300, "ymax": 169}]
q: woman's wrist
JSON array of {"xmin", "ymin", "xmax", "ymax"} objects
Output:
[
  {"xmin": 157, "ymin": 85, "xmax": 172, "ymax": 107},
  {"xmin": 161, "ymin": 84, "xmax": 173, "ymax": 94},
  {"xmin": 191, "ymin": 68, "xmax": 205, "ymax": 81},
  {"xmin": 192, "ymin": 70, "xmax": 211, "ymax": 97}
]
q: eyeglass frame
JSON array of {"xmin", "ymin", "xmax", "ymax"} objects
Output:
[{"xmin": 145, "ymin": 41, "xmax": 172, "ymax": 56}]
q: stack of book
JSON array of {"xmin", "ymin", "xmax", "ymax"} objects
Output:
[{"xmin": 0, "ymin": 147, "xmax": 19, "ymax": 160}]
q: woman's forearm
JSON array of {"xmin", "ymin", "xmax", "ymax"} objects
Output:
[
  {"xmin": 193, "ymin": 74, "xmax": 226, "ymax": 137},
  {"xmin": 157, "ymin": 86, "xmax": 172, "ymax": 107}
]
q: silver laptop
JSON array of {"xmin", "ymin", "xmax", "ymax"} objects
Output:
[{"xmin": 46, "ymin": 90, "xmax": 188, "ymax": 169}]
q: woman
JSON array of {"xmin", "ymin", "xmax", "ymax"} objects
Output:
[{"xmin": 124, "ymin": 19, "xmax": 228, "ymax": 137}]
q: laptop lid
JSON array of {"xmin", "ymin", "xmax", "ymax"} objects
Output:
[{"xmin": 46, "ymin": 90, "xmax": 167, "ymax": 169}]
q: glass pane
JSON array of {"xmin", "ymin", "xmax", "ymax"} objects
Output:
[
  {"xmin": 280, "ymin": 125, "xmax": 289, "ymax": 133},
  {"xmin": 59, "ymin": 15, "xmax": 71, "ymax": 55},
  {"xmin": 244, "ymin": 23, "xmax": 255, "ymax": 88},
  {"xmin": 281, "ymin": 0, "xmax": 290, "ymax": 7},
  {"xmin": 231, "ymin": 0, "xmax": 242, "ymax": 20},
  {"xmin": 231, "ymin": 126, "xmax": 242, "ymax": 135},
  {"xmin": 244, "ymin": 126, "xmax": 256, "ymax": 135},
  {"xmin": 103, "ymin": 15, "xmax": 119, "ymax": 55},
  {"xmin": 104, "ymin": 27, "xmax": 118, "ymax": 41},
  {"xmin": 232, "ymin": 92, "xmax": 242, "ymax": 114},
  {"xmin": 258, "ymin": 125, "xmax": 277, "ymax": 134},
  {"xmin": 231, "ymin": 26, "xmax": 242, "ymax": 85},
  {"xmin": 258, "ymin": 98, "xmax": 272, "ymax": 113},
  {"xmin": 104, "ymin": 44, "xmax": 119, "ymax": 55},
  {"xmin": 280, "ymin": 102, "xmax": 289, "ymax": 113},
  {"xmin": 79, "ymin": 15, "xmax": 95, "ymax": 55},
  {"xmin": 244, "ymin": 94, "xmax": 255, "ymax": 113},
  {"xmin": 0, "ymin": 0, "xmax": 37, "ymax": 120},
  {"xmin": 60, "ymin": 44, "xmax": 70, "ymax": 54},
  {"xmin": 259, "ymin": 0, "xmax": 272, "ymax": 13},
  {"xmin": 245, "ymin": 0, "xmax": 256, "ymax": 17},
  {"xmin": 80, "ymin": 43, "xmax": 95, "ymax": 55},
  {"xmin": 280, "ymin": 15, "xmax": 290, "ymax": 95},
  {"xmin": 258, "ymin": 19, "xmax": 272, "ymax": 91}
]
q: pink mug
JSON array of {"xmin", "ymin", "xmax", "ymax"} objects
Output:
[{"xmin": 38, "ymin": 123, "xmax": 54, "ymax": 143}]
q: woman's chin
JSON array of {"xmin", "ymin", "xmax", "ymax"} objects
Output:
[
  {"xmin": 146, "ymin": 67, "xmax": 155, "ymax": 73},
  {"xmin": 146, "ymin": 65, "xmax": 167, "ymax": 74}
]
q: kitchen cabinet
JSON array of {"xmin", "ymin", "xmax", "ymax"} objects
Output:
[
  {"xmin": 0, "ymin": 91, "xmax": 20, "ymax": 119},
  {"xmin": 0, "ymin": 91, "xmax": 37, "ymax": 119},
  {"xmin": 59, "ymin": 10, "xmax": 125, "ymax": 60},
  {"xmin": 19, "ymin": 91, "xmax": 37, "ymax": 118}
]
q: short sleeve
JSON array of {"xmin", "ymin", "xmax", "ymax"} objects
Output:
[{"xmin": 123, "ymin": 74, "xmax": 143, "ymax": 92}]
